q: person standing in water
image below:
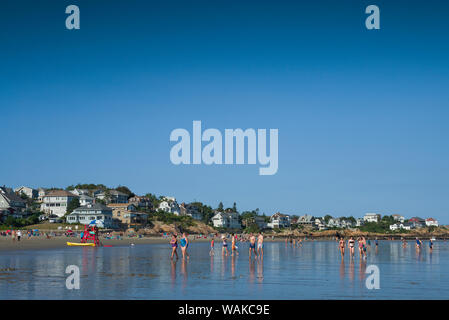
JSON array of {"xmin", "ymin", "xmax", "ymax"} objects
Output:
[
  {"xmin": 210, "ymin": 236, "xmax": 215, "ymax": 256},
  {"xmin": 222, "ymin": 235, "xmax": 229, "ymax": 256},
  {"xmin": 231, "ymin": 233, "xmax": 239, "ymax": 256},
  {"xmin": 402, "ymin": 237, "xmax": 407, "ymax": 248},
  {"xmin": 180, "ymin": 232, "xmax": 189, "ymax": 260},
  {"xmin": 339, "ymin": 237, "xmax": 345, "ymax": 258},
  {"xmin": 429, "ymin": 238, "xmax": 434, "ymax": 252},
  {"xmin": 348, "ymin": 237, "xmax": 355, "ymax": 258},
  {"xmin": 415, "ymin": 237, "xmax": 422, "ymax": 250},
  {"xmin": 249, "ymin": 234, "xmax": 257, "ymax": 258},
  {"xmin": 257, "ymin": 233, "xmax": 264, "ymax": 258},
  {"xmin": 170, "ymin": 234, "xmax": 178, "ymax": 260}
]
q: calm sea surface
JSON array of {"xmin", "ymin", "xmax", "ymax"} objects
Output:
[{"xmin": 0, "ymin": 240, "xmax": 447, "ymax": 299}]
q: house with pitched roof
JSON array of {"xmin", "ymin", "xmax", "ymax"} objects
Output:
[
  {"xmin": 425, "ymin": 218, "xmax": 439, "ymax": 227},
  {"xmin": 14, "ymin": 186, "xmax": 38, "ymax": 199},
  {"xmin": 40, "ymin": 190, "xmax": 79, "ymax": 217},
  {"xmin": 66, "ymin": 203, "xmax": 115, "ymax": 229},
  {"xmin": 95, "ymin": 190, "xmax": 128, "ymax": 204},
  {"xmin": 267, "ymin": 212, "xmax": 291, "ymax": 228},
  {"xmin": 0, "ymin": 188, "xmax": 27, "ymax": 220},
  {"xmin": 212, "ymin": 211, "xmax": 241, "ymax": 229}
]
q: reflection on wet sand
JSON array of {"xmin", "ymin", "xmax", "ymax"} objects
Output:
[
  {"xmin": 0, "ymin": 241, "xmax": 446, "ymax": 299},
  {"xmin": 249, "ymin": 259, "xmax": 255, "ymax": 283},
  {"xmin": 349, "ymin": 259, "xmax": 355, "ymax": 282},
  {"xmin": 257, "ymin": 259, "xmax": 263, "ymax": 283},
  {"xmin": 359, "ymin": 260, "xmax": 366, "ymax": 285},
  {"xmin": 170, "ymin": 259, "xmax": 177, "ymax": 287},
  {"xmin": 340, "ymin": 260, "xmax": 345, "ymax": 280}
]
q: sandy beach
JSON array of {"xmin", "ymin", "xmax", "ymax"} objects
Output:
[{"xmin": 0, "ymin": 236, "xmax": 213, "ymax": 251}]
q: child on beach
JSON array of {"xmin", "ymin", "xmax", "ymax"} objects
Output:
[
  {"xmin": 210, "ymin": 237, "xmax": 215, "ymax": 256},
  {"xmin": 170, "ymin": 234, "xmax": 178, "ymax": 260}
]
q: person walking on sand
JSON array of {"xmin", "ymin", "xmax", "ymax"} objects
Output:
[
  {"xmin": 222, "ymin": 235, "xmax": 229, "ymax": 256},
  {"xmin": 357, "ymin": 237, "xmax": 364, "ymax": 258},
  {"xmin": 362, "ymin": 236, "xmax": 366, "ymax": 258},
  {"xmin": 249, "ymin": 234, "xmax": 257, "ymax": 258},
  {"xmin": 231, "ymin": 233, "xmax": 239, "ymax": 256},
  {"xmin": 17, "ymin": 230, "xmax": 22, "ymax": 242},
  {"xmin": 339, "ymin": 237, "xmax": 345, "ymax": 258},
  {"xmin": 170, "ymin": 234, "xmax": 178, "ymax": 260},
  {"xmin": 348, "ymin": 237, "xmax": 355, "ymax": 258},
  {"xmin": 257, "ymin": 233, "xmax": 264, "ymax": 258},
  {"xmin": 180, "ymin": 232, "xmax": 189, "ymax": 260}
]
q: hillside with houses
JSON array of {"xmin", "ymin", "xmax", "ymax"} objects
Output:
[{"xmin": 0, "ymin": 184, "xmax": 446, "ymax": 237}]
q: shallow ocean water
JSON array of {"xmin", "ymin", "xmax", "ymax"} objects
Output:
[{"xmin": 0, "ymin": 240, "xmax": 446, "ymax": 299}]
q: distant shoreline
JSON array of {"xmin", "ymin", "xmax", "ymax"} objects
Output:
[{"xmin": 0, "ymin": 233, "xmax": 445, "ymax": 252}]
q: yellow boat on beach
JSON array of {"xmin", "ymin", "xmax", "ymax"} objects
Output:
[{"xmin": 67, "ymin": 242, "xmax": 96, "ymax": 247}]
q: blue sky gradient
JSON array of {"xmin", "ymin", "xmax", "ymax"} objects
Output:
[{"xmin": 1, "ymin": 0, "xmax": 449, "ymax": 221}]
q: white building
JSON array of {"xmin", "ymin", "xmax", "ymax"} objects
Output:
[
  {"xmin": 14, "ymin": 186, "xmax": 38, "ymax": 199},
  {"xmin": 356, "ymin": 218, "xmax": 365, "ymax": 227},
  {"xmin": 37, "ymin": 188, "xmax": 46, "ymax": 202},
  {"xmin": 0, "ymin": 189, "xmax": 27, "ymax": 219},
  {"xmin": 392, "ymin": 214, "xmax": 405, "ymax": 223},
  {"xmin": 66, "ymin": 203, "xmax": 114, "ymax": 229},
  {"xmin": 425, "ymin": 218, "xmax": 439, "ymax": 227},
  {"xmin": 389, "ymin": 223, "xmax": 399, "ymax": 231},
  {"xmin": 70, "ymin": 188, "xmax": 90, "ymax": 196},
  {"xmin": 211, "ymin": 211, "xmax": 241, "ymax": 229},
  {"xmin": 267, "ymin": 212, "xmax": 291, "ymax": 228},
  {"xmin": 314, "ymin": 218, "xmax": 327, "ymax": 230},
  {"xmin": 390, "ymin": 223, "xmax": 413, "ymax": 231},
  {"xmin": 364, "ymin": 213, "xmax": 381, "ymax": 223},
  {"xmin": 95, "ymin": 190, "xmax": 128, "ymax": 204},
  {"xmin": 40, "ymin": 190, "xmax": 79, "ymax": 217},
  {"xmin": 158, "ymin": 198, "xmax": 180, "ymax": 215},
  {"xmin": 79, "ymin": 194, "xmax": 94, "ymax": 206},
  {"xmin": 297, "ymin": 214, "xmax": 315, "ymax": 226}
]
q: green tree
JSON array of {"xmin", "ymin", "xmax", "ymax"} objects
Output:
[
  {"xmin": 217, "ymin": 202, "xmax": 224, "ymax": 212},
  {"xmin": 115, "ymin": 185, "xmax": 135, "ymax": 198},
  {"xmin": 66, "ymin": 198, "xmax": 80, "ymax": 215}
]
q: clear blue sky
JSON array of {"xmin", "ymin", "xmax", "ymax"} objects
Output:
[{"xmin": 1, "ymin": 1, "xmax": 448, "ymax": 222}]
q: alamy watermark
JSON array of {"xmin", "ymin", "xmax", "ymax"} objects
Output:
[
  {"xmin": 365, "ymin": 264, "xmax": 380, "ymax": 290},
  {"xmin": 169, "ymin": 121, "xmax": 278, "ymax": 175},
  {"xmin": 65, "ymin": 265, "xmax": 80, "ymax": 290}
]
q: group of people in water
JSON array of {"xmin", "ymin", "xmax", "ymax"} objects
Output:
[
  {"xmin": 170, "ymin": 232, "xmax": 190, "ymax": 260},
  {"xmin": 210, "ymin": 233, "xmax": 265, "ymax": 259},
  {"xmin": 169, "ymin": 232, "xmax": 266, "ymax": 260},
  {"xmin": 337, "ymin": 236, "xmax": 435, "ymax": 259},
  {"xmin": 169, "ymin": 232, "xmax": 437, "ymax": 261},
  {"xmin": 337, "ymin": 236, "xmax": 375, "ymax": 259}
]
